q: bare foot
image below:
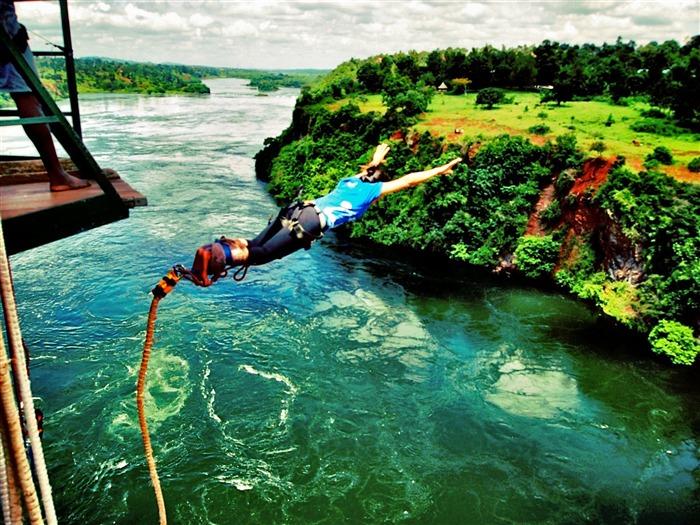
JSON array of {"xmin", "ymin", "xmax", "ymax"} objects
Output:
[{"xmin": 50, "ymin": 171, "xmax": 91, "ymax": 192}]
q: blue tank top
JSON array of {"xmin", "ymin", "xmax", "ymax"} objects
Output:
[{"xmin": 314, "ymin": 177, "xmax": 383, "ymax": 230}]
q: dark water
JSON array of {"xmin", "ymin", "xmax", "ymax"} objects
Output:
[{"xmin": 4, "ymin": 79, "xmax": 699, "ymax": 524}]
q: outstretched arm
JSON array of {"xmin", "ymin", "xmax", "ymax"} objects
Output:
[
  {"xmin": 379, "ymin": 157, "xmax": 462, "ymax": 196},
  {"xmin": 369, "ymin": 143, "xmax": 391, "ymax": 167}
]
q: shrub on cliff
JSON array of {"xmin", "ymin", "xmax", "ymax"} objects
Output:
[
  {"xmin": 541, "ymin": 134, "xmax": 584, "ymax": 172},
  {"xmin": 595, "ymin": 167, "xmax": 700, "ymax": 331},
  {"xmin": 649, "ymin": 320, "xmax": 699, "ymax": 365},
  {"xmin": 514, "ymin": 235, "xmax": 561, "ymax": 279}
]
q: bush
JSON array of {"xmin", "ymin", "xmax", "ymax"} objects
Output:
[
  {"xmin": 514, "ymin": 235, "xmax": 560, "ymax": 279},
  {"xmin": 646, "ymin": 145, "xmax": 674, "ymax": 165},
  {"xmin": 648, "ymin": 320, "xmax": 699, "ymax": 365},
  {"xmin": 687, "ymin": 157, "xmax": 700, "ymax": 172},
  {"xmin": 540, "ymin": 200, "xmax": 561, "ymax": 223},
  {"xmin": 528, "ymin": 124, "xmax": 551, "ymax": 135},
  {"xmin": 630, "ymin": 119, "xmax": 681, "ymax": 136},
  {"xmin": 555, "ymin": 170, "xmax": 576, "ymax": 195},
  {"xmin": 643, "ymin": 157, "xmax": 661, "ymax": 171},
  {"xmin": 641, "ymin": 107, "xmax": 668, "ymax": 119}
]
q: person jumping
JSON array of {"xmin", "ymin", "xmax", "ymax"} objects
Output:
[{"xmin": 189, "ymin": 144, "xmax": 461, "ymax": 286}]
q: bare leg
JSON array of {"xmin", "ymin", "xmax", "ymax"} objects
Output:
[{"xmin": 10, "ymin": 92, "xmax": 90, "ymax": 192}]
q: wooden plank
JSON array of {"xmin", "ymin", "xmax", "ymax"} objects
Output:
[
  {"xmin": 0, "ymin": 159, "xmax": 147, "ymax": 220},
  {"xmin": 0, "ymin": 159, "xmax": 147, "ymax": 254},
  {"xmin": 0, "ymin": 178, "xmax": 147, "ymax": 220},
  {"xmin": 2, "ymin": 194, "xmax": 128, "ymax": 255}
]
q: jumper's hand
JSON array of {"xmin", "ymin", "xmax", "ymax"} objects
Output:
[
  {"xmin": 190, "ymin": 242, "xmax": 226, "ymax": 287},
  {"xmin": 370, "ymin": 143, "xmax": 391, "ymax": 167},
  {"xmin": 437, "ymin": 157, "xmax": 462, "ymax": 176}
]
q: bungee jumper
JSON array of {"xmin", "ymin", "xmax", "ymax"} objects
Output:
[
  {"xmin": 186, "ymin": 144, "xmax": 462, "ymax": 286},
  {"xmin": 138, "ymin": 144, "xmax": 461, "ymax": 524}
]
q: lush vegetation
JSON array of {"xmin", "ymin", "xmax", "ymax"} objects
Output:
[
  {"xmin": 294, "ymin": 36, "xmax": 700, "ymax": 131},
  {"xmin": 0, "ymin": 57, "xmax": 326, "ymax": 105},
  {"xmin": 72, "ymin": 58, "xmax": 212, "ymax": 94},
  {"xmin": 256, "ymin": 36, "xmax": 700, "ymax": 365}
]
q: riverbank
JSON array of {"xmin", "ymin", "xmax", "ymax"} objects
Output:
[{"xmin": 255, "ymin": 85, "xmax": 700, "ymax": 366}]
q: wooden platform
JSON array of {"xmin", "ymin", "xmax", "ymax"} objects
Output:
[{"xmin": 0, "ymin": 158, "xmax": 147, "ymax": 254}]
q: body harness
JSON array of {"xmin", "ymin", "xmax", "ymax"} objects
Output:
[{"xmin": 278, "ymin": 200, "xmax": 327, "ymax": 250}]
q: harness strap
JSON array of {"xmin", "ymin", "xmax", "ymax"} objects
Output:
[{"xmin": 280, "ymin": 201, "xmax": 326, "ymax": 249}]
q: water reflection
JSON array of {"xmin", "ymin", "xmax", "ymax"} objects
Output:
[{"xmin": 486, "ymin": 357, "xmax": 582, "ymax": 418}]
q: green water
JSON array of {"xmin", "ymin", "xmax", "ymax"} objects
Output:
[{"xmin": 4, "ymin": 79, "xmax": 699, "ymax": 524}]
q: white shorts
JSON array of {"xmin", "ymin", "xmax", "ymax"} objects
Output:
[{"xmin": 0, "ymin": 45, "xmax": 39, "ymax": 92}]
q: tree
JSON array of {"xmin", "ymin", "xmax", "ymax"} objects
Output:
[
  {"xmin": 426, "ymin": 50, "xmax": 446, "ymax": 82},
  {"xmin": 357, "ymin": 61, "xmax": 384, "ymax": 93},
  {"xmin": 590, "ymin": 141, "xmax": 606, "ymax": 157},
  {"xmin": 510, "ymin": 46, "xmax": 537, "ymax": 87},
  {"xmin": 466, "ymin": 47, "xmax": 495, "ymax": 89},
  {"xmin": 533, "ymin": 40, "xmax": 561, "ymax": 85},
  {"xmin": 383, "ymin": 88, "xmax": 433, "ymax": 121},
  {"xmin": 395, "ymin": 53, "xmax": 421, "ymax": 83},
  {"xmin": 666, "ymin": 37, "xmax": 700, "ymax": 131},
  {"xmin": 514, "ymin": 235, "xmax": 560, "ymax": 279},
  {"xmin": 540, "ymin": 64, "xmax": 577, "ymax": 105},
  {"xmin": 452, "ymin": 78, "xmax": 472, "ymax": 94},
  {"xmin": 444, "ymin": 49, "xmax": 469, "ymax": 80},
  {"xmin": 475, "ymin": 87, "xmax": 505, "ymax": 109}
]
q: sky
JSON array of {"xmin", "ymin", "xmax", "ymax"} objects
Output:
[{"xmin": 15, "ymin": 0, "xmax": 700, "ymax": 70}]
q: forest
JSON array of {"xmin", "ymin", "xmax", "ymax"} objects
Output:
[{"xmin": 254, "ymin": 36, "xmax": 700, "ymax": 365}]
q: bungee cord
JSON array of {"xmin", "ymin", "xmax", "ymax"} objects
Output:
[
  {"xmin": 137, "ymin": 295, "xmax": 169, "ymax": 525},
  {"xmin": 136, "ymin": 261, "xmax": 244, "ymax": 524}
]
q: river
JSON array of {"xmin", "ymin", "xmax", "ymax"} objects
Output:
[{"xmin": 4, "ymin": 78, "xmax": 699, "ymax": 524}]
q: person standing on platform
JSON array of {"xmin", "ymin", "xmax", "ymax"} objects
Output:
[{"xmin": 1, "ymin": 0, "xmax": 88, "ymax": 192}]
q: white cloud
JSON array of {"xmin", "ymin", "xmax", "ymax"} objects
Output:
[
  {"xmin": 13, "ymin": 0, "xmax": 699, "ymax": 69},
  {"xmin": 93, "ymin": 2, "xmax": 112, "ymax": 14},
  {"xmin": 189, "ymin": 13, "xmax": 214, "ymax": 29},
  {"xmin": 220, "ymin": 20, "xmax": 259, "ymax": 38}
]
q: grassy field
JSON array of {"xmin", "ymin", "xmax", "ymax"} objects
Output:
[{"xmin": 329, "ymin": 92, "xmax": 700, "ymax": 183}]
